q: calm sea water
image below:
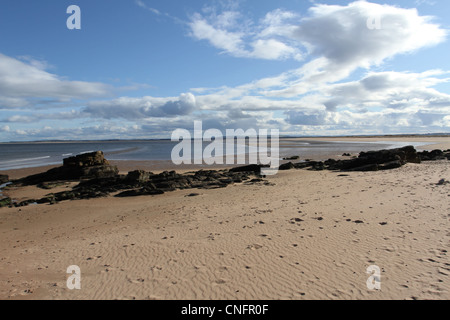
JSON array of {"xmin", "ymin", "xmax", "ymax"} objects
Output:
[{"xmin": 0, "ymin": 139, "xmax": 428, "ymax": 171}]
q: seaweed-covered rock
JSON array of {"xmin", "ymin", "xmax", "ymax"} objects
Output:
[{"xmin": 0, "ymin": 197, "xmax": 11, "ymax": 208}]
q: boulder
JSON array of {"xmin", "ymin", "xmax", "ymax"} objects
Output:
[
  {"xmin": 283, "ymin": 156, "xmax": 300, "ymax": 161},
  {"xmin": 63, "ymin": 151, "xmax": 110, "ymax": 167},
  {"xmin": 279, "ymin": 162, "xmax": 295, "ymax": 171},
  {"xmin": 18, "ymin": 151, "xmax": 119, "ymax": 185},
  {"xmin": 125, "ymin": 170, "xmax": 153, "ymax": 184}
]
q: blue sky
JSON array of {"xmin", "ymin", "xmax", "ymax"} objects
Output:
[{"xmin": 0, "ymin": 0, "xmax": 449, "ymax": 141}]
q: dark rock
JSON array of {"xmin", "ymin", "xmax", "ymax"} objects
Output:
[
  {"xmin": 63, "ymin": 151, "xmax": 110, "ymax": 167},
  {"xmin": 16, "ymin": 199, "xmax": 37, "ymax": 207},
  {"xmin": 37, "ymin": 181, "xmax": 66, "ymax": 190},
  {"xmin": 125, "ymin": 170, "xmax": 153, "ymax": 184},
  {"xmin": 229, "ymin": 164, "xmax": 265, "ymax": 174},
  {"xmin": 279, "ymin": 162, "xmax": 295, "ymax": 171},
  {"xmin": 418, "ymin": 149, "xmax": 446, "ymax": 161},
  {"xmin": 115, "ymin": 188, "xmax": 164, "ymax": 198},
  {"xmin": 0, "ymin": 197, "xmax": 12, "ymax": 208},
  {"xmin": 342, "ymin": 153, "xmax": 351, "ymax": 157},
  {"xmin": 36, "ymin": 195, "xmax": 56, "ymax": 204},
  {"xmin": 80, "ymin": 165, "xmax": 118, "ymax": 180},
  {"xmin": 309, "ymin": 162, "xmax": 325, "ymax": 171},
  {"xmin": 293, "ymin": 161, "xmax": 315, "ymax": 169},
  {"xmin": 378, "ymin": 160, "xmax": 402, "ymax": 170},
  {"xmin": 0, "ymin": 174, "xmax": 9, "ymax": 184},
  {"xmin": 332, "ymin": 146, "xmax": 420, "ymax": 172},
  {"xmin": 283, "ymin": 156, "xmax": 300, "ymax": 161},
  {"xmin": 18, "ymin": 151, "xmax": 118, "ymax": 185}
]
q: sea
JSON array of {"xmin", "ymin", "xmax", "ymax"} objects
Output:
[{"xmin": 0, "ymin": 139, "xmax": 430, "ymax": 171}]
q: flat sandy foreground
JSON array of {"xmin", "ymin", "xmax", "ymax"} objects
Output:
[{"xmin": 0, "ymin": 137, "xmax": 449, "ymax": 300}]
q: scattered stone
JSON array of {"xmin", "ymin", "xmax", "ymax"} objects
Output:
[
  {"xmin": 283, "ymin": 156, "xmax": 300, "ymax": 161},
  {"xmin": 186, "ymin": 193, "xmax": 200, "ymax": 197}
]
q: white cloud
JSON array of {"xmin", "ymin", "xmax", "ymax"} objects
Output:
[
  {"xmin": 293, "ymin": 1, "xmax": 446, "ymax": 66},
  {"xmin": 135, "ymin": 0, "xmax": 160, "ymax": 15},
  {"xmin": 84, "ymin": 93, "xmax": 197, "ymax": 120},
  {"xmin": 189, "ymin": 9, "xmax": 303, "ymax": 61},
  {"xmin": 0, "ymin": 53, "xmax": 112, "ymax": 109}
]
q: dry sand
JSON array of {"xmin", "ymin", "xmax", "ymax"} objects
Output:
[{"xmin": 0, "ymin": 137, "xmax": 449, "ymax": 300}]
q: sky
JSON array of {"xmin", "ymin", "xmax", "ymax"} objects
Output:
[{"xmin": 0, "ymin": 0, "xmax": 449, "ymax": 141}]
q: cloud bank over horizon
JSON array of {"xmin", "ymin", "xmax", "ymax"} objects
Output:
[{"xmin": 0, "ymin": 1, "xmax": 449, "ymax": 141}]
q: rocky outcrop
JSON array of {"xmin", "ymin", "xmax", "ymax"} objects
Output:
[
  {"xmin": 281, "ymin": 146, "xmax": 434, "ymax": 172},
  {"xmin": 17, "ymin": 151, "xmax": 118, "ymax": 185},
  {"xmin": 418, "ymin": 149, "xmax": 450, "ymax": 161},
  {"xmin": 5, "ymin": 146, "xmax": 449, "ymax": 208},
  {"xmin": 5, "ymin": 151, "xmax": 264, "ymax": 206},
  {"xmin": 0, "ymin": 175, "xmax": 8, "ymax": 184},
  {"xmin": 63, "ymin": 151, "xmax": 110, "ymax": 167}
]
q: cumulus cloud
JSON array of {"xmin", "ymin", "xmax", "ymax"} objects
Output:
[
  {"xmin": 84, "ymin": 93, "xmax": 197, "ymax": 120},
  {"xmin": 294, "ymin": 1, "xmax": 445, "ymax": 65},
  {"xmin": 0, "ymin": 53, "xmax": 111, "ymax": 109}
]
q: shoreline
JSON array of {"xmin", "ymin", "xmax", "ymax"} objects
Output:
[{"xmin": 1, "ymin": 136, "xmax": 449, "ymax": 180}]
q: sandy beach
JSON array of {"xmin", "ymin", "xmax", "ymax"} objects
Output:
[{"xmin": 0, "ymin": 137, "xmax": 449, "ymax": 300}]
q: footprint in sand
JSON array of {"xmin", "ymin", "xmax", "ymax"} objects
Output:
[{"xmin": 247, "ymin": 244, "xmax": 263, "ymax": 250}]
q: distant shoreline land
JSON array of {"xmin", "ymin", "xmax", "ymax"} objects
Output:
[{"xmin": 0, "ymin": 133, "xmax": 449, "ymax": 144}]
